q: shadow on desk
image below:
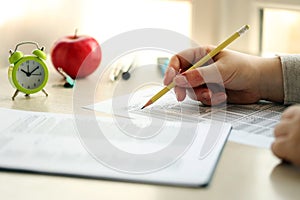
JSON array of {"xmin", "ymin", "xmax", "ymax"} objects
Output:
[{"xmin": 271, "ymin": 162, "xmax": 300, "ymax": 198}]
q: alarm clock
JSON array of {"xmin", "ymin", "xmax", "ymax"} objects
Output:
[{"xmin": 8, "ymin": 41, "xmax": 49, "ymax": 100}]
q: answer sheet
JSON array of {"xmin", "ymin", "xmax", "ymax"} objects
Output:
[
  {"xmin": 85, "ymin": 86, "xmax": 287, "ymax": 148},
  {"xmin": 0, "ymin": 107, "xmax": 231, "ymax": 187}
]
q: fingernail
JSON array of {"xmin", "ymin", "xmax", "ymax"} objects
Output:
[
  {"xmin": 176, "ymin": 92, "xmax": 180, "ymax": 101},
  {"xmin": 166, "ymin": 67, "xmax": 176, "ymax": 77},
  {"xmin": 163, "ymin": 67, "xmax": 176, "ymax": 85},
  {"xmin": 176, "ymin": 92, "xmax": 184, "ymax": 102},
  {"xmin": 212, "ymin": 93, "xmax": 227, "ymax": 105},
  {"xmin": 202, "ymin": 91, "xmax": 211, "ymax": 100},
  {"xmin": 174, "ymin": 75, "xmax": 188, "ymax": 86}
]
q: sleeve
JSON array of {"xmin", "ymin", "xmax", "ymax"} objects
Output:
[{"xmin": 280, "ymin": 54, "xmax": 300, "ymax": 105}]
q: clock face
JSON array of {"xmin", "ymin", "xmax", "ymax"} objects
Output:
[{"xmin": 16, "ymin": 59, "xmax": 46, "ymax": 90}]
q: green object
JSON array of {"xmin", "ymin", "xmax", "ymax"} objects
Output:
[
  {"xmin": 8, "ymin": 41, "xmax": 49, "ymax": 100},
  {"xmin": 32, "ymin": 49, "xmax": 47, "ymax": 60},
  {"xmin": 9, "ymin": 51, "xmax": 23, "ymax": 64}
]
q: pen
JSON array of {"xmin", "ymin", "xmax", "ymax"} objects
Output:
[
  {"xmin": 109, "ymin": 55, "xmax": 136, "ymax": 81},
  {"xmin": 141, "ymin": 24, "xmax": 250, "ymax": 109},
  {"xmin": 58, "ymin": 67, "xmax": 75, "ymax": 88},
  {"xmin": 121, "ymin": 56, "xmax": 137, "ymax": 80},
  {"xmin": 109, "ymin": 62, "xmax": 123, "ymax": 81}
]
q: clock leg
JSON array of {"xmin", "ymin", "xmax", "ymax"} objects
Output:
[
  {"xmin": 12, "ymin": 90, "xmax": 19, "ymax": 101},
  {"xmin": 42, "ymin": 89, "xmax": 48, "ymax": 97}
]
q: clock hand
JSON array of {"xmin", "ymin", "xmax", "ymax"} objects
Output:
[
  {"xmin": 31, "ymin": 73, "xmax": 42, "ymax": 76},
  {"xmin": 21, "ymin": 69, "xmax": 28, "ymax": 74},
  {"xmin": 21, "ymin": 69, "xmax": 30, "ymax": 77},
  {"xmin": 28, "ymin": 66, "xmax": 40, "ymax": 76}
]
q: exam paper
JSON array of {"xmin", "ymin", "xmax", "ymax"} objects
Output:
[
  {"xmin": 85, "ymin": 86, "xmax": 286, "ymax": 148},
  {"xmin": 0, "ymin": 107, "xmax": 231, "ymax": 187}
]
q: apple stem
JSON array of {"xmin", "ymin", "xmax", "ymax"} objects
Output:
[{"xmin": 74, "ymin": 28, "xmax": 78, "ymax": 39}]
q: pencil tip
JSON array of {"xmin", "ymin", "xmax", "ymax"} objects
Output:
[{"xmin": 141, "ymin": 100, "xmax": 153, "ymax": 110}]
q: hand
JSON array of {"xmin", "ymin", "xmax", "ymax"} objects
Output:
[
  {"xmin": 163, "ymin": 46, "xmax": 284, "ymax": 105},
  {"xmin": 21, "ymin": 69, "xmax": 30, "ymax": 77},
  {"xmin": 28, "ymin": 66, "xmax": 40, "ymax": 76},
  {"xmin": 272, "ymin": 105, "xmax": 300, "ymax": 166}
]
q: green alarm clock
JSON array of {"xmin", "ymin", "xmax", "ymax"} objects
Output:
[{"xmin": 8, "ymin": 41, "xmax": 49, "ymax": 100}]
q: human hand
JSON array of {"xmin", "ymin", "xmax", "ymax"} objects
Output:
[
  {"xmin": 272, "ymin": 105, "xmax": 300, "ymax": 166},
  {"xmin": 163, "ymin": 46, "xmax": 284, "ymax": 105}
]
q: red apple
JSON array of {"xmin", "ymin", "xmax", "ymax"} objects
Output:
[{"xmin": 51, "ymin": 31, "xmax": 101, "ymax": 79}]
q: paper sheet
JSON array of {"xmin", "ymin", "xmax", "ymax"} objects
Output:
[
  {"xmin": 0, "ymin": 107, "xmax": 231, "ymax": 187},
  {"xmin": 85, "ymin": 86, "xmax": 286, "ymax": 148}
]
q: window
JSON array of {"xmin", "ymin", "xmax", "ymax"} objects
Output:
[
  {"xmin": 260, "ymin": 8, "xmax": 300, "ymax": 56},
  {"xmin": 195, "ymin": 0, "xmax": 300, "ymax": 55}
]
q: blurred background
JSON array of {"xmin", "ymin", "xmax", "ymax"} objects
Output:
[{"xmin": 1, "ymin": 0, "xmax": 300, "ymax": 68}]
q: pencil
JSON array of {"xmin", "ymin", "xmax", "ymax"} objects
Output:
[{"xmin": 141, "ymin": 25, "xmax": 250, "ymax": 109}]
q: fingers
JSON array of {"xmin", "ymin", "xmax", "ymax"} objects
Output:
[
  {"xmin": 187, "ymin": 86, "xmax": 227, "ymax": 106},
  {"xmin": 274, "ymin": 121, "xmax": 289, "ymax": 137},
  {"xmin": 272, "ymin": 131, "xmax": 300, "ymax": 166},
  {"xmin": 163, "ymin": 52, "xmax": 188, "ymax": 86},
  {"xmin": 281, "ymin": 107, "xmax": 295, "ymax": 119},
  {"xmin": 163, "ymin": 46, "xmax": 214, "ymax": 85},
  {"xmin": 173, "ymin": 83, "xmax": 227, "ymax": 105},
  {"xmin": 281, "ymin": 105, "xmax": 300, "ymax": 119},
  {"xmin": 164, "ymin": 46, "xmax": 224, "ymax": 103},
  {"xmin": 172, "ymin": 62, "xmax": 222, "ymax": 88},
  {"xmin": 187, "ymin": 86, "xmax": 211, "ymax": 101},
  {"xmin": 272, "ymin": 119, "xmax": 290, "ymax": 160},
  {"xmin": 174, "ymin": 86, "xmax": 186, "ymax": 102},
  {"xmin": 163, "ymin": 67, "xmax": 177, "ymax": 85},
  {"xmin": 271, "ymin": 137, "xmax": 290, "ymax": 161},
  {"xmin": 271, "ymin": 105, "xmax": 300, "ymax": 165},
  {"xmin": 173, "ymin": 81, "xmax": 227, "ymax": 105},
  {"xmin": 174, "ymin": 70, "xmax": 204, "ymax": 88},
  {"xmin": 200, "ymin": 92, "xmax": 227, "ymax": 106}
]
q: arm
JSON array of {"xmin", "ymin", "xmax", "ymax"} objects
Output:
[
  {"xmin": 280, "ymin": 55, "xmax": 300, "ymax": 104},
  {"xmin": 272, "ymin": 54, "xmax": 300, "ymax": 167}
]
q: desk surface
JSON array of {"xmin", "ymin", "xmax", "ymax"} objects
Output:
[{"xmin": 0, "ymin": 65, "xmax": 300, "ymax": 200}]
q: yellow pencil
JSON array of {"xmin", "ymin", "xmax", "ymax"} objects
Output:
[{"xmin": 141, "ymin": 25, "xmax": 250, "ymax": 109}]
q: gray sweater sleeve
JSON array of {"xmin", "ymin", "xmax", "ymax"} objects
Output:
[{"xmin": 280, "ymin": 55, "xmax": 300, "ymax": 104}]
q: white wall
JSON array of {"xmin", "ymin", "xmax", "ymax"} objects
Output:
[
  {"xmin": 2, "ymin": 0, "xmax": 300, "ymax": 68},
  {"xmin": 191, "ymin": 0, "xmax": 300, "ymax": 55},
  {"xmin": 191, "ymin": 0, "xmax": 257, "ymax": 54},
  {"xmin": 0, "ymin": 0, "xmax": 84, "ymax": 67},
  {"xmin": 0, "ymin": 0, "xmax": 191, "ymax": 67}
]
